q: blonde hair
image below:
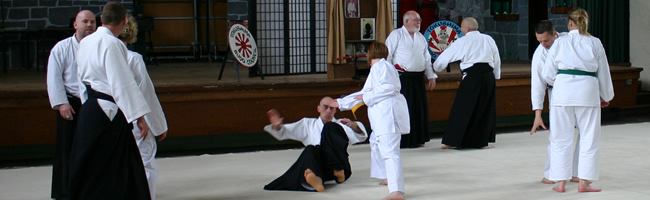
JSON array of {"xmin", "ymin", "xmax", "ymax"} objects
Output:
[
  {"xmin": 568, "ymin": 8, "xmax": 590, "ymax": 36},
  {"xmin": 119, "ymin": 14, "xmax": 138, "ymax": 44}
]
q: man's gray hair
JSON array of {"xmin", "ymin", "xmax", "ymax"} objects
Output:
[{"xmin": 402, "ymin": 10, "xmax": 417, "ymax": 24}]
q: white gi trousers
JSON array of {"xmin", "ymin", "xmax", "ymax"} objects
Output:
[
  {"xmin": 549, "ymin": 106, "xmax": 600, "ymax": 181},
  {"xmin": 370, "ymin": 132, "xmax": 404, "ymax": 193},
  {"xmin": 544, "ymin": 131, "xmax": 579, "ymax": 179},
  {"xmin": 134, "ymin": 130, "xmax": 159, "ymax": 200}
]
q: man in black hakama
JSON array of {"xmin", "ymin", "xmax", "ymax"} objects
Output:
[
  {"xmin": 262, "ymin": 97, "xmax": 368, "ymax": 192},
  {"xmin": 264, "ymin": 123, "xmax": 352, "ymax": 191},
  {"xmin": 432, "ymin": 17, "xmax": 501, "ymax": 149}
]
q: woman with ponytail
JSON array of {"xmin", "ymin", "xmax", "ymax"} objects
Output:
[{"xmin": 541, "ymin": 8, "xmax": 614, "ymax": 193}]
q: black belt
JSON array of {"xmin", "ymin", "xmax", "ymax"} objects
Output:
[{"xmin": 85, "ymin": 85, "xmax": 115, "ymax": 103}]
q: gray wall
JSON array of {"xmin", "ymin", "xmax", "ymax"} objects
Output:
[
  {"xmin": 630, "ymin": 0, "xmax": 650, "ymax": 90},
  {"xmin": 2, "ymin": 0, "xmax": 134, "ymax": 30},
  {"xmin": 437, "ymin": 0, "xmax": 568, "ymax": 61},
  {"xmin": 227, "ymin": 0, "xmax": 248, "ymax": 21}
]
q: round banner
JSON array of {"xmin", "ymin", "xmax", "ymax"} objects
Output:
[
  {"xmin": 423, "ymin": 20, "xmax": 463, "ymax": 60},
  {"xmin": 228, "ymin": 24, "xmax": 258, "ymax": 68}
]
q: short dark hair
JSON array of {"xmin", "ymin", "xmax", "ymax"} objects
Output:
[
  {"xmin": 101, "ymin": 1, "xmax": 127, "ymax": 26},
  {"xmin": 534, "ymin": 20, "xmax": 554, "ymax": 35},
  {"xmin": 367, "ymin": 41, "xmax": 388, "ymax": 61}
]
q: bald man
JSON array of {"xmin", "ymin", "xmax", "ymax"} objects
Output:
[
  {"xmin": 433, "ymin": 17, "xmax": 501, "ymax": 149},
  {"xmin": 46, "ymin": 10, "xmax": 96, "ymax": 200},
  {"xmin": 263, "ymin": 97, "xmax": 368, "ymax": 192}
]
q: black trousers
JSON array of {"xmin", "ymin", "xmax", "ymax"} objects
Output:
[
  {"xmin": 264, "ymin": 122, "xmax": 351, "ymax": 191},
  {"xmin": 442, "ymin": 63, "xmax": 497, "ymax": 148},
  {"xmin": 51, "ymin": 95, "xmax": 81, "ymax": 200},
  {"xmin": 399, "ymin": 71, "xmax": 430, "ymax": 148},
  {"xmin": 69, "ymin": 86, "xmax": 151, "ymax": 200}
]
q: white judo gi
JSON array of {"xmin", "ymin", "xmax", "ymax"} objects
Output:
[
  {"xmin": 530, "ymin": 32, "xmax": 580, "ymax": 180},
  {"xmin": 264, "ymin": 117, "xmax": 367, "ymax": 146},
  {"xmin": 128, "ymin": 50, "xmax": 168, "ymax": 200},
  {"xmin": 338, "ymin": 58, "xmax": 410, "ymax": 194},
  {"xmin": 541, "ymin": 30, "xmax": 614, "ymax": 181},
  {"xmin": 73, "ymin": 26, "xmax": 152, "ymax": 199}
]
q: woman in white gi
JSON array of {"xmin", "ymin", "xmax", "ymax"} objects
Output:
[
  {"xmin": 541, "ymin": 8, "xmax": 614, "ymax": 193},
  {"xmin": 336, "ymin": 41, "xmax": 409, "ymax": 200},
  {"xmin": 119, "ymin": 14, "xmax": 169, "ymax": 200}
]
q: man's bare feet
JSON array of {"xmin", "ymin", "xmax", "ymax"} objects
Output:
[
  {"xmin": 441, "ymin": 145, "xmax": 451, "ymax": 149},
  {"xmin": 333, "ymin": 170, "xmax": 346, "ymax": 183},
  {"xmin": 577, "ymin": 179, "xmax": 601, "ymax": 192},
  {"xmin": 379, "ymin": 179, "xmax": 388, "ymax": 185},
  {"xmin": 552, "ymin": 180, "xmax": 566, "ymax": 193},
  {"xmin": 570, "ymin": 177, "xmax": 580, "ymax": 183},
  {"xmin": 481, "ymin": 145, "xmax": 495, "ymax": 149},
  {"xmin": 383, "ymin": 191, "xmax": 404, "ymax": 200},
  {"xmin": 304, "ymin": 168, "xmax": 324, "ymax": 192},
  {"xmin": 541, "ymin": 177, "xmax": 555, "ymax": 184}
]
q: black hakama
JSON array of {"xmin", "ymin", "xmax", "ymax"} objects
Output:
[
  {"xmin": 442, "ymin": 63, "xmax": 496, "ymax": 149},
  {"xmin": 399, "ymin": 71, "xmax": 430, "ymax": 148},
  {"xmin": 264, "ymin": 122, "xmax": 352, "ymax": 191},
  {"xmin": 51, "ymin": 95, "xmax": 81, "ymax": 199},
  {"xmin": 69, "ymin": 86, "xmax": 151, "ymax": 200}
]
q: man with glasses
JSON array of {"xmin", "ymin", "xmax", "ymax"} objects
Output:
[
  {"xmin": 263, "ymin": 97, "xmax": 368, "ymax": 192},
  {"xmin": 385, "ymin": 10, "xmax": 438, "ymax": 148}
]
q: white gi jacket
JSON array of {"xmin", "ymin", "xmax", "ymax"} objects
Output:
[
  {"xmin": 47, "ymin": 35, "xmax": 81, "ymax": 109},
  {"xmin": 338, "ymin": 59, "xmax": 410, "ymax": 135},
  {"xmin": 385, "ymin": 26, "xmax": 438, "ymax": 79},
  {"xmin": 541, "ymin": 30, "xmax": 614, "ymax": 106},
  {"xmin": 432, "ymin": 31, "xmax": 501, "ymax": 79},
  {"xmin": 128, "ymin": 51, "xmax": 168, "ymax": 137},
  {"xmin": 531, "ymin": 32, "xmax": 567, "ymax": 110},
  {"xmin": 264, "ymin": 117, "xmax": 368, "ymax": 146},
  {"xmin": 77, "ymin": 27, "xmax": 151, "ymax": 122}
]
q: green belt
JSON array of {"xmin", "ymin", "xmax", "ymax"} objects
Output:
[{"xmin": 557, "ymin": 69, "xmax": 597, "ymax": 77}]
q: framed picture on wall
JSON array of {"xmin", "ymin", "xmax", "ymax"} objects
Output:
[
  {"xmin": 361, "ymin": 18, "xmax": 375, "ymax": 40},
  {"xmin": 345, "ymin": 0, "xmax": 360, "ymax": 18}
]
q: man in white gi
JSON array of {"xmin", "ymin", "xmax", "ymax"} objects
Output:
[
  {"xmin": 346, "ymin": 0, "xmax": 358, "ymax": 18},
  {"xmin": 385, "ymin": 10, "xmax": 437, "ymax": 148},
  {"xmin": 120, "ymin": 14, "xmax": 169, "ymax": 200},
  {"xmin": 541, "ymin": 8, "xmax": 613, "ymax": 193},
  {"xmin": 433, "ymin": 17, "xmax": 501, "ymax": 149},
  {"xmin": 46, "ymin": 10, "xmax": 96, "ymax": 200},
  {"xmin": 530, "ymin": 20, "xmax": 581, "ymax": 185},
  {"xmin": 70, "ymin": 2, "xmax": 152, "ymax": 199},
  {"xmin": 263, "ymin": 97, "xmax": 368, "ymax": 192}
]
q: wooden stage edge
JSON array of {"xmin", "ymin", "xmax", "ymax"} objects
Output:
[{"xmin": 0, "ymin": 62, "xmax": 643, "ymax": 161}]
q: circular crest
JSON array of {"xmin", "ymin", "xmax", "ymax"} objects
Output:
[
  {"xmin": 423, "ymin": 20, "xmax": 463, "ymax": 60},
  {"xmin": 228, "ymin": 24, "xmax": 258, "ymax": 68}
]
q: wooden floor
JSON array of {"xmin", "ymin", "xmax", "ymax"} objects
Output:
[{"xmin": 0, "ymin": 61, "xmax": 642, "ymax": 161}]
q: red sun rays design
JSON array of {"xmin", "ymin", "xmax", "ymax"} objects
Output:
[{"xmin": 235, "ymin": 33, "xmax": 252, "ymax": 58}]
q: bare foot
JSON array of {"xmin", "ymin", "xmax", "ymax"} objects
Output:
[
  {"xmin": 379, "ymin": 179, "xmax": 388, "ymax": 185},
  {"xmin": 552, "ymin": 180, "xmax": 566, "ymax": 193},
  {"xmin": 441, "ymin": 145, "xmax": 451, "ymax": 149},
  {"xmin": 481, "ymin": 145, "xmax": 495, "ymax": 149},
  {"xmin": 578, "ymin": 179, "xmax": 601, "ymax": 192},
  {"xmin": 570, "ymin": 177, "xmax": 580, "ymax": 183},
  {"xmin": 333, "ymin": 170, "xmax": 346, "ymax": 183},
  {"xmin": 304, "ymin": 168, "xmax": 324, "ymax": 192},
  {"xmin": 541, "ymin": 177, "xmax": 555, "ymax": 184},
  {"xmin": 383, "ymin": 191, "xmax": 404, "ymax": 200}
]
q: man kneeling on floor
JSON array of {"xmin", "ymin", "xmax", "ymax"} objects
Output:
[{"xmin": 263, "ymin": 97, "xmax": 368, "ymax": 192}]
